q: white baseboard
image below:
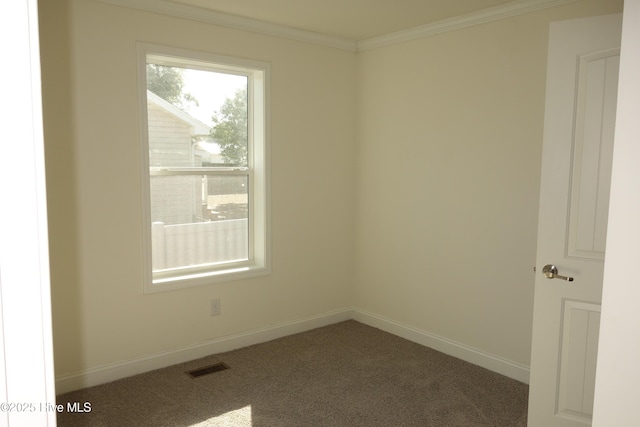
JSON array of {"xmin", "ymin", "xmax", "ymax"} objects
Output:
[
  {"xmin": 56, "ymin": 307, "xmax": 529, "ymax": 394},
  {"xmin": 351, "ymin": 308, "xmax": 530, "ymax": 384},
  {"xmin": 55, "ymin": 308, "xmax": 353, "ymax": 394}
]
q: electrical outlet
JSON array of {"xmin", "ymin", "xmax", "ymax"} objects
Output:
[{"xmin": 211, "ymin": 298, "xmax": 221, "ymax": 316}]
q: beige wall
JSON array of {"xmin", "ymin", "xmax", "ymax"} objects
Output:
[
  {"xmin": 354, "ymin": 0, "xmax": 623, "ymax": 367},
  {"xmin": 40, "ymin": 0, "xmax": 623, "ymax": 386},
  {"xmin": 40, "ymin": 0, "xmax": 356, "ymax": 378}
]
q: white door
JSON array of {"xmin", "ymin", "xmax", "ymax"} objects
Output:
[{"xmin": 528, "ymin": 14, "xmax": 622, "ymax": 427}]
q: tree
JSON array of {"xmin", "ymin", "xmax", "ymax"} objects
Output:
[
  {"xmin": 210, "ymin": 87, "xmax": 247, "ymax": 166},
  {"xmin": 146, "ymin": 64, "xmax": 198, "ymax": 110}
]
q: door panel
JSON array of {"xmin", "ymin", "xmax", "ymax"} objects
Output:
[
  {"xmin": 528, "ymin": 14, "xmax": 621, "ymax": 427},
  {"xmin": 568, "ymin": 50, "xmax": 619, "ymax": 260},
  {"xmin": 557, "ymin": 300, "xmax": 600, "ymax": 420}
]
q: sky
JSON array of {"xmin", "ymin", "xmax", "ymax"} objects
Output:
[{"xmin": 181, "ymin": 68, "xmax": 246, "ymax": 127}]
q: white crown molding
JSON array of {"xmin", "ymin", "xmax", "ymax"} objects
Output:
[
  {"xmin": 357, "ymin": 0, "xmax": 581, "ymax": 51},
  {"xmin": 96, "ymin": 0, "xmax": 358, "ymax": 52},
  {"xmin": 97, "ymin": 0, "xmax": 580, "ymax": 52}
]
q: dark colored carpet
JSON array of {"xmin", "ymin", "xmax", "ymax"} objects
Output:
[{"xmin": 57, "ymin": 320, "xmax": 528, "ymax": 426}]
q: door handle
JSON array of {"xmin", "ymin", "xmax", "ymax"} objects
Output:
[{"xmin": 542, "ymin": 264, "xmax": 574, "ymax": 282}]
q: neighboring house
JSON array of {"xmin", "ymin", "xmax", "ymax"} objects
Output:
[
  {"xmin": 194, "ymin": 139, "xmax": 226, "ymax": 166},
  {"xmin": 146, "ymin": 90, "xmax": 211, "ymax": 225}
]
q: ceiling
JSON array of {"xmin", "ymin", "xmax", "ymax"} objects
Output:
[{"xmin": 168, "ymin": 0, "xmax": 514, "ymax": 41}]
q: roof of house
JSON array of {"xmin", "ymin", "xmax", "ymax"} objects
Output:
[{"xmin": 147, "ymin": 90, "xmax": 211, "ymax": 136}]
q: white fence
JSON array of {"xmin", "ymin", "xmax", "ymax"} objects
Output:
[{"xmin": 152, "ymin": 219, "xmax": 248, "ymax": 270}]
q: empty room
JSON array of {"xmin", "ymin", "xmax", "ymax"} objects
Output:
[{"xmin": 5, "ymin": 0, "xmax": 640, "ymax": 425}]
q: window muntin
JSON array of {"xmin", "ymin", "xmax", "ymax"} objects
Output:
[{"xmin": 138, "ymin": 44, "xmax": 269, "ymax": 292}]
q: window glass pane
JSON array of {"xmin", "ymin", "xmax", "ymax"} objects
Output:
[
  {"xmin": 146, "ymin": 60, "xmax": 250, "ymax": 273},
  {"xmin": 146, "ymin": 64, "xmax": 248, "ymax": 168},
  {"xmin": 150, "ymin": 174, "xmax": 249, "ymax": 271},
  {"xmin": 207, "ymin": 175, "xmax": 249, "ymax": 221}
]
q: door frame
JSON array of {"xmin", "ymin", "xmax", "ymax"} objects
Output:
[
  {"xmin": 0, "ymin": 0, "xmax": 57, "ymax": 425},
  {"xmin": 593, "ymin": 1, "xmax": 640, "ymax": 425}
]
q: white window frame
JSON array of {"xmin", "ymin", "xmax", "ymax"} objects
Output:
[{"xmin": 137, "ymin": 43, "xmax": 270, "ymax": 293}]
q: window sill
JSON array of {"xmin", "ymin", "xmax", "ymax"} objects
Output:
[{"xmin": 144, "ymin": 264, "xmax": 270, "ymax": 293}]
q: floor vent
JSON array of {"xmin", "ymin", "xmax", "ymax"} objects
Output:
[{"xmin": 186, "ymin": 362, "xmax": 230, "ymax": 378}]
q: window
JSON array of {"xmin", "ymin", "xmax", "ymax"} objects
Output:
[{"xmin": 138, "ymin": 44, "xmax": 270, "ymax": 292}]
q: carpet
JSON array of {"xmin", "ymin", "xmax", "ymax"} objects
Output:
[{"xmin": 57, "ymin": 320, "xmax": 528, "ymax": 426}]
